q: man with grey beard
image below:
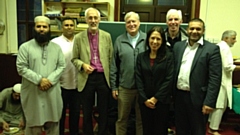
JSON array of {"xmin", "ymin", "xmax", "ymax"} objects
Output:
[
  {"xmin": 208, "ymin": 30, "xmax": 240, "ymax": 135},
  {"xmin": 16, "ymin": 16, "xmax": 65, "ymax": 135}
]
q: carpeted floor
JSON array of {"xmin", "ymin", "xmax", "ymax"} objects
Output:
[{"xmin": 207, "ymin": 109, "xmax": 240, "ymax": 135}]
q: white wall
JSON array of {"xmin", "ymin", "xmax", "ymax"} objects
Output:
[
  {"xmin": 200, "ymin": 0, "xmax": 240, "ymax": 57},
  {"xmin": 0, "ymin": 0, "xmax": 8, "ymax": 53},
  {"xmin": 0, "ymin": 0, "xmax": 18, "ymax": 54},
  {"xmin": 3, "ymin": 0, "xmax": 240, "ymax": 55}
]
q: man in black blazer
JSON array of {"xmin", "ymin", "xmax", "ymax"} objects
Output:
[{"xmin": 173, "ymin": 18, "xmax": 222, "ymax": 135}]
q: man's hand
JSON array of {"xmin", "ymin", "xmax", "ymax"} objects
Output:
[
  {"xmin": 149, "ymin": 97, "xmax": 158, "ymax": 105},
  {"xmin": 112, "ymin": 90, "xmax": 118, "ymax": 100},
  {"xmin": 19, "ymin": 119, "xmax": 24, "ymax": 128},
  {"xmin": 39, "ymin": 78, "xmax": 52, "ymax": 91},
  {"xmin": 202, "ymin": 105, "xmax": 214, "ymax": 114},
  {"xmin": 82, "ymin": 63, "xmax": 94, "ymax": 74},
  {"xmin": 144, "ymin": 99, "xmax": 156, "ymax": 109},
  {"xmin": 2, "ymin": 121, "xmax": 9, "ymax": 131}
]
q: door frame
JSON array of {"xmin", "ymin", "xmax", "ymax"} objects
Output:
[{"xmin": 114, "ymin": 0, "xmax": 200, "ymax": 21}]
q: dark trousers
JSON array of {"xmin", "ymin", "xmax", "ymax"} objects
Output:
[
  {"xmin": 175, "ymin": 90, "xmax": 208, "ymax": 135},
  {"xmin": 60, "ymin": 88, "xmax": 81, "ymax": 135},
  {"xmin": 139, "ymin": 102, "xmax": 169, "ymax": 135},
  {"xmin": 81, "ymin": 72, "xmax": 110, "ymax": 135}
]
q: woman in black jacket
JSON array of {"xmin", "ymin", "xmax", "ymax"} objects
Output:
[{"xmin": 136, "ymin": 26, "xmax": 174, "ymax": 135}]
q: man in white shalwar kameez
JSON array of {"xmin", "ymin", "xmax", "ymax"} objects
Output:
[
  {"xmin": 16, "ymin": 16, "xmax": 65, "ymax": 135},
  {"xmin": 208, "ymin": 30, "xmax": 240, "ymax": 135}
]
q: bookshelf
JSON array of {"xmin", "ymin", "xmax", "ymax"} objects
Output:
[{"xmin": 43, "ymin": 1, "xmax": 110, "ymax": 34}]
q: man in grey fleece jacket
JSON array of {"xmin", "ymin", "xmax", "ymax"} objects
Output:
[{"xmin": 110, "ymin": 11, "xmax": 146, "ymax": 135}]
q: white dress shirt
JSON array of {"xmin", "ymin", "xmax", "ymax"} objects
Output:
[
  {"xmin": 51, "ymin": 35, "xmax": 78, "ymax": 89},
  {"xmin": 177, "ymin": 37, "xmax": 204, "ymax": 91}
]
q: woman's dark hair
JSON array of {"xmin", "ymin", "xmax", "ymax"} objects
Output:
[{"xmin": 145, "ymin": 26, "xmax": 167, "ymax": 62}]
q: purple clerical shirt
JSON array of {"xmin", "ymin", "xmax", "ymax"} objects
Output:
[{"xmin": 88, "ymin": 31, "xmax": 104, "ymax": 72}]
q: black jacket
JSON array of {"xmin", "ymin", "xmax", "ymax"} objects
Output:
[{"xmin": 135, "ymin": 49, "xmax": 174, "ymax": 104}]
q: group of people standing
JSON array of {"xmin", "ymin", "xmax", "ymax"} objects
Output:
[{"xmin": 4, "ymin": 6, "xmax": 236, "ymax": 135}]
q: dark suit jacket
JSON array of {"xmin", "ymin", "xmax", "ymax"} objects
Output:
[
  {"xmin": 136, "ymin": 49, "xmax": 174, "ymax": 104},
  {"xmin": 173, "ymin": 40, "xmax": 222, "ymax": 110}
]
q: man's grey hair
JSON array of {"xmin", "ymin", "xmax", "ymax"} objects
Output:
[
  {"xmin": 221, "ymin": 30, "xmax": 237, "ymax": 40},
  {"xmin": 166, "ymin": 9, "xmax": 182, "ymax": 21},
  {"xmin": 124, "ymin": 11, "xmax": 140, "ymax": 21},
  {"xmin": 85, "ymin": 7, "xmax": 101, "ymax": 18}
]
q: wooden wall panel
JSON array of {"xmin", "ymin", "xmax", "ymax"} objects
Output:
[{"xmin": 0, "ymin": 54, "xmax": 21, "ymax": 91}]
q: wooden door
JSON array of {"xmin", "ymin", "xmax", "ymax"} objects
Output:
[{"xmin": 120, "ymin": 0, "xmax": 192, "ymax": 23}]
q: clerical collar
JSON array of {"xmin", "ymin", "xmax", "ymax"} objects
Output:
[
  {"xmin": 88, "ymin": 29, "xmax": 99, "ymax": 36},
  {"xmin": 127, "ymin": 32, "xmax": 139, "ymax": 39}
]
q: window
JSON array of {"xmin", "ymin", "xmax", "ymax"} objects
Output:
[
  {"xmin": 158, "ymin": 0, "xmax": 185, "ymax": 5},
  {"xmin": 17, "ymin": 0, "xmax": 42, "ymax": 45},
  {"xmin": 125, "ymin": 0, "xmax": 153, "ymax": 5}
]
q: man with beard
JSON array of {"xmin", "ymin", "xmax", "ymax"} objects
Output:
[
  {"xmin": 16, "ymin": 16, "xmax": 65, "ymax": 135},
  {"xmin": 165, "ymin": 9, "xmax": 188, "ymax": 49},
  {"xmin": 0, "ymin": 83, "xmax": 23, "ymax": 131},
  {"xmin": 208, "ymin": 30, "xmax": 240, "ymax": 135},
  {"xmin": 72, "ymin": 7, "xmax": 113, "ymax": 135}
]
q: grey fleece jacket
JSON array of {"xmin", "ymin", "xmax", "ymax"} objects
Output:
[{"xmin": 110, "ymin": 30, "xmax": 146, "ymax": 90}]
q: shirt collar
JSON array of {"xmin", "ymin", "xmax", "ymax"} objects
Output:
[
  {"xmin": 166, "ymin": 28, "xmax": 180, "ymax": 38},
  {"xmin": 186, "ymin": 36, "xmax": 204, "ymax": 46},
  {"xmin": 61, "ymin": 34, "xmax": 75, "ymax": 42}
]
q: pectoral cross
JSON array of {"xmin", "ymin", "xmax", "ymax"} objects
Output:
[{"xmin": 93, "ymin": 53, "xmax": 98, "ymax": 63}]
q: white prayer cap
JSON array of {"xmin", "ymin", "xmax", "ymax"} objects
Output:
[
  {"xmin": 13, "ymin": 83, "xmax": 21, "ymax": 93},
  {"xmin": 34, "ymin": 16, "xmax": 50, "ymax": 24}
]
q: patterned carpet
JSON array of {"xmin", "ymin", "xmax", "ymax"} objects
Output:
[
  {"xmin": 1, "ymin": 109, "xmax": 240, "ymax": 135},
  {"xmin": 210, "ymin": 109, "xmax": 240, "ymax": 135}
]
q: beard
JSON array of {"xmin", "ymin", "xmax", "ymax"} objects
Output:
[
  {"xmin": 10, "ymin": 94, "xmax": 21, "ymax": 104},
  {"xmin": 33, "ymin": 29, "xmax": 51, "ymax": 44}
]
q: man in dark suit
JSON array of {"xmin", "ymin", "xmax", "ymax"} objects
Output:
[{"xmin": 173, "ymin": 18, "xmax": 222, "ymax": 135}]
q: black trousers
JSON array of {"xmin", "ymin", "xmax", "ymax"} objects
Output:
[
  {"xmin": 60, "ymin": 88, "xmax": 81, "ymax": 135},
  {"xmin": 139, "ymin": 102, "xmax": 169, "ymax": 135},
  {"xmin": 81, "ymin": 72, "xmax": 110, "ymax": 135},
  {"xmin": 175, "ymin": 90, "xmax": 208, "ymax": 135}
]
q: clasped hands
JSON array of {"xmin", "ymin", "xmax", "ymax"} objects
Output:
[
  {"xmin": 82, "ymin": 63, "xmax": 95, "ymax": 74},
  {"xmin": 144, "ymin": 97, "xmax": 158, "ymax": 109},
  {"xmin": 39, "ymin": 78, "xmax": 52, "ymax": 91}
]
